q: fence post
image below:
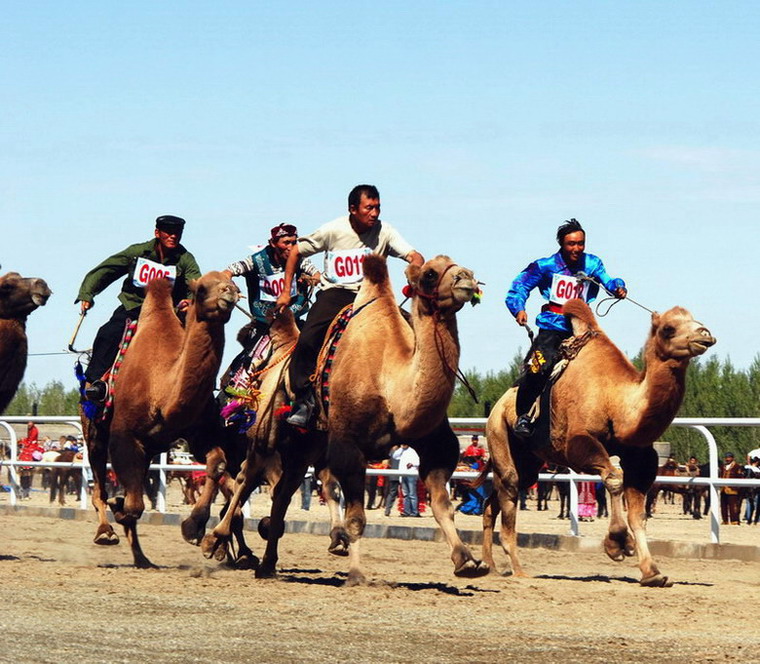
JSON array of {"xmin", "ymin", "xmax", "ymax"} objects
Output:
[{"xmin": 157, "ymin": 453, "xmax": 168, "ymax": 513}]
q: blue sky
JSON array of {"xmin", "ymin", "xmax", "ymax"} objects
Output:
[{"xmin": 2, "ymin": 2, "xmax": 757, "ymax": 390}]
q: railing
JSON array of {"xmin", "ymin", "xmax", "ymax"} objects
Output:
[{"xmin": 2, "ymin": 416, "xmax": 759, "ymax": 545}]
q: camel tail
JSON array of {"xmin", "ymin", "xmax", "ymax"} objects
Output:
[
  {"xmin": 562, "ymin": 298, "xmax": 602, "ymax": 335},
  {"xmin": 466, "ymin": 458, "xmax": 492, "ymax": 490}
]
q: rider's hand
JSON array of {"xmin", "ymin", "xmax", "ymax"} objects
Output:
[
  {"xmin": 615, "ymin": 287, "xmax": 627, "ymax": 299},
  {"xmin": 275, "ymin": 292, "xmax": 292, "ymax": 313},
  {"xmin": 80, "ymin": 300, "xmax": 92, "ymax": 314},
  {"xmin": 515, "ymin": 310, "xmax": 528, "ymax": 326}
]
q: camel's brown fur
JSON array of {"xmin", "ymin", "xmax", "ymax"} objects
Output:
[
  {"xmin": 249, "ymin": 254, "xmax": 488, "ymax": 584},
  {"xmin": 482, "ymin": 298, "xmax": 716, "ymax": 587},
  {"xmin": 0, "ymin": 272, "xmax": 52, "ymax": 413},
  {"xmin": 81, "ymin": 272, "xmax": 239, "ymax": 567}
]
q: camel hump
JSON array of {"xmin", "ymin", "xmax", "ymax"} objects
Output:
[
  {"xmin": 145, "ymin": 277, "xmax": 173, "ymax": 299},
  {"xmin": 562, "ymin": 298, "xmax": 601, "ymax": 335},
  {"xmin": 361, "ymin": 254, "xmax": 388, "ymax": 285}
]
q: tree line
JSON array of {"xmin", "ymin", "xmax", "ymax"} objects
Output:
[
  {"xmin": 449, "ymin": 353, "xmax": 760, "ymax": 463},
  {"xmin": 6, "ymin": 353, "xmax": 759, "ymax": 463}
]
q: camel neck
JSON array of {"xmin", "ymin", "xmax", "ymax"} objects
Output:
[{"xmin": 634, "ymin": 351, "xmax": 687, "ymax": 442}]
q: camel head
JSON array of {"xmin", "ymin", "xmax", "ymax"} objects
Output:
[
  {"xmin": 189, "ymin": 271, "xmax": 240, "ymax": 323},
  {"xmin": 0, "ymin": 272, "xmax": 52, "ymax": 319},
  {"xmin": 649, "ymin": 306, "xmax": 716, "ymax": 361},
  {"xmin": 405, "ymin": 255, "xmax": 477, "ymax": 315}
]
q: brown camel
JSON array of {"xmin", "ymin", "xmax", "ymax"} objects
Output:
[
  {"xmin": 248, "ymin": 254, "xmax": 488, "ymax": 584},
  {"xmin": 0, "ymin": 272, "xmax": 52, "ymax": 413},
  {"xmin": 199, "ymin": 309, "xmax": 343, "ymax": 570},
  {"xmin": 81, "ymin": 271, "xmax": 239, "ymax": 568},
  {"xmin": 481, "ymin": 298, "xmax": 715, "ymax": 587}
]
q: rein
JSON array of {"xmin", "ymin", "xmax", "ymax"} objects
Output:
[
  {"xmin": 575, "ymin": 272, "xmax": 655, "ymax": 317},
  {"xmin": 410, "ymin": 263, "xmax": 479, "ymax": 403}
]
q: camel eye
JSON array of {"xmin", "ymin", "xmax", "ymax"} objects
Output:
[
  {"xmin": 661, "ymin": 324, "xmax": 676, "ymax": 339},
  {"xmin": 421, "ymin": 269, "xmax": 438, "ymax": 286}
]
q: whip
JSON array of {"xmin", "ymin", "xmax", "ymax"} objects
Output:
[
  {"xmin": 575, "ymin": 271, "xmax": 655, "ymax": 317},
  {"xmin": 67, "ymin": 311, "xmax": 89, "ymax": 353}
]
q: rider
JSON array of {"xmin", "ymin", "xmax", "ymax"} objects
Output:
[
  {"xmin": 219, "ymin": 222, "xmax": 319, "ymax": 379},
  {"xmin": 76, "ymin": 215, "xmax": 201, "ymax": 403},
  {"xmin": 275, "ymin": 184, "xmax": 424, "ymax": 428},
  {"xmin": 506, "ymin": 218, "xmax": 626, "ymax": 439}
]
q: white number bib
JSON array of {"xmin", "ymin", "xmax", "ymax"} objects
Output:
[
  {"xmin": 258, "ymin": 273, "xmax": 297, "ymax": 302},
  {"xmin": 325, "ymin": 248, "xmax": 372, "ymax": 284},
  {"xmin": 549, "ymin": 273, "xmax": 590, "ymax": 305},
  {"xmin": 133, "ymin": 257, "xmax": 177, "ymax": 287}
]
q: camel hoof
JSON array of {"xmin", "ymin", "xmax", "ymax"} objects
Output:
[
  {"xmin": 93, "ymin": 528, "xmax": 120, "ymax": 546},
  {"xmin": 181, "ymin": 517, "xmax": 206, "ymax": 546},
  {"xmin": 235, "ymin": 553, "xmax": 259, "ymax": 571},
  {"xmin": 200, "ymin": 533, "xmax": 228, "ymax": 561},
  {"xmin": 454, "ymin": 559, "xmax": 491, "ymax": 578},
  {"xmin": 345, "ymin": 571, "xmax": 367, "ymax": 587},
  {"xmin": 328, "ymin": 529, "xmax": 350, "ymax": 557},
  {"xmin": 328, "ymin": 545, "xmax": 349, "ymax": 557},
  {"xmin": 134, "ymin": 556, "xmax": 158, "ymax": 570},
  {"xmin": 640, "ymin": 573, "xmax": 673, "ymax": 588},
  {"xmin": 255, "ymin": 564, "xmax": 277, "ymax": 579}
]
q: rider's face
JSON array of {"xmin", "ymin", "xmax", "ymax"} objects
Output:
[
  {"xmin": 271, "ymin": 235, "xmax": 297, "ymax": 262},
  {"xmin": 155, "ymin": 228, "xmax": 181, "ymax": 251},
  {"xmin": 349, "ymin": 194, "xmax": 381, "ymax": 233},
  {"xmin": 560, "ymin": 230, "xmax": 585, "ymax": 266}
]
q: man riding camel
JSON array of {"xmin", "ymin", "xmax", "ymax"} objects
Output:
[
  {"xmin": 506, "ymin": 218, "xmax": 627, "ymax": 439},
  {"xmin": 275, "ymin": 184, "xmax": 424, "ymax": 428},
  {"xmin": 219, "ymin": 222, "xmax": 319, "ymax": 382},
  {"xmin": 76, "ymin": 215, "xmax": 201, "ymax": 403}
]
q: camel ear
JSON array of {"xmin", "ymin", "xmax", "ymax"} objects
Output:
[
  {"xmin": 405, "ymin": 263, "xmax": 421, "ymax": 286},
  {"xmin": 650, "ymin": 311, "xmax": 661, "ymax": 334}
]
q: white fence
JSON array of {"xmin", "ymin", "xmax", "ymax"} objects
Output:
[{"xmin": 2, "ymin": 415, "xmax": 759, "ymax": 545}]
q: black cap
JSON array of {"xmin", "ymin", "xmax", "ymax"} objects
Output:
[{"xmin": 155, "ymin": 215, "xmax": 186, "ymax": 232}]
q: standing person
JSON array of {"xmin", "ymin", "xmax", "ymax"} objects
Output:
[
  {"xmin": 76, "ymin": 215, "xmax": 201, "ymax": 403},
  {"xmin": 275, "ymin": 184, "xmax": 424, "ymax": 428},
  {"xmin": 506, "ymin": 218, "xmax": 627, "ymax": 439},
  {"xmin": 743, "ymin": 457, "xmax": 760, "ymax": 525},
  {"xmin": 399, "ymin": 443, "xmax": 421, "ymax": 517},
  {"xmin": 720, "ymin": 452, "xmax": 744, "ymax": 525},
  {"xmin": 384, "ymin": 445, "xmax": 403, "ymax": 517}
]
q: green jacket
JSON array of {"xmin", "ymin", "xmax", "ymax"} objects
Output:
[{"xmin": 76, "ymin": 239, "xmax": 202, "ymax": 311}]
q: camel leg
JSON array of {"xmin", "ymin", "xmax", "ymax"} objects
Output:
[
  {"xmin": 418, "ymin": 422, "xmax": 489, "ymax": 578},
  {"xmin": 480, "ymin": 489, "xmax": 500, "ymax": 571},
  {"xmin": 81, "ymin": 415, "xmax": 119, "ymax": 546},
  {"xmin": 108, "ymin": 432, "xmax": 155, "ymax": 568},
  {"xmin": 317, "ymin": 465, "xmax": 348, "ymax": 557},
  {"xmin": 563, "ymin": 434, "xmax": 632, "ymax": 562},
  {"xmin": 181, "ymin": 446, "xmax": 227, "ymax": 545},
  {"xmin": 256, "ymin": 457, "xmax": 308, "ymax": 579},
  {"xmin": 619, "ymin": 447, "xmax": 672, "ymax": 587}
]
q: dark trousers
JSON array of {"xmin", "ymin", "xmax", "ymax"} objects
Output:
[
  {"xmin": 516, "ymin": 328, "xmax": 572, "ymax": 416},
  {"xmin": 85, "ymin": 305, "xmax": 140, "ymax": 383},
  {"xmin": 289, "ymin": 288, "xmax": 356, "ymax": 397}
]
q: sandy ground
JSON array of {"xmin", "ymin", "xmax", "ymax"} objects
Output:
[{"xmin": 2, "ymin": 482, "xmax": 760, "ymax": 663}]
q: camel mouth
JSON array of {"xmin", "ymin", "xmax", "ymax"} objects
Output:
[
  {"xmin": 689, "ymin": 333, "xmax": 716, "ymax": 356},
  {"xmin": 31, "ymin": 291, "xmax": 51, "ymax": 307}
]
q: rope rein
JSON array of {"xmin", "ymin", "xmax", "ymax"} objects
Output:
[{"xmin": 575, "ymin": 272, "xmax": 655, "ymax": 317}]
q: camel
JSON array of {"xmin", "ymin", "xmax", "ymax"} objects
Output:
[
  {"xmin": 239, "ymin": 254, "xmax": 487, "ymax": 584},
  {"xmin": 81, "ymin": 271, "xmax": 240, "ymax": 568},
  {"xmin": 0, "ymin": 272, "xmax": 52, "ymax": 413},
  {"xmin": 199, "ymin": 309, "xmax": 344, "ymax": 570},
  {"xmin": 479, "ymin": 298, "xmax": 715, "ymax": 587}
]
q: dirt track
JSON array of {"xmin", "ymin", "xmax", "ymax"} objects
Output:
[{"xmin": 2, "ymin": 509, "xmax": 759, "ymax": 664}]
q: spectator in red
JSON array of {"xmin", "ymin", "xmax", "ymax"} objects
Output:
[
  {"xmin": 720, "ymin": 452, "xmax": 744, "ymax": 525},
  {"xmin": 462, "ymin": 435, "xmax": 486, "ymax": 470},
  {"xmin": 18, "ymin": 422, "xmax": 43, "ymax": 499}
]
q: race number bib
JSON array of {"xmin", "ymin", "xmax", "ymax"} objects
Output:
[
  {"xmin": 325, "ymin": 248, "xmax": 372, "ymax": 284},
  {"xmin": 133, "ymin": 257, "xmax": 177, "ymax": 287},
  {"xmin": 258, "ymin": 273, "xmax": 297, "ymax": 302},
  {"xmin": 549, "ymin": 273, "xmax": 590, "ymax": 305}
]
